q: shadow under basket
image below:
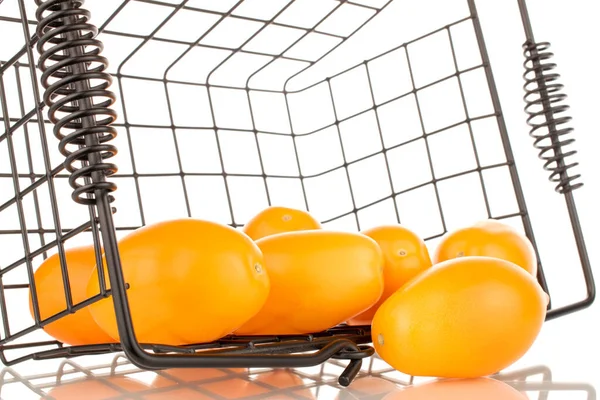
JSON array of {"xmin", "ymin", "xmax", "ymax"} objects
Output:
[{"xmin": 0, "ymin": 0, "xmax": 595, "ymax": 387}]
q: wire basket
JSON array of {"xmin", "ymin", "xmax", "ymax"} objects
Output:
[{"xmin": 0, "ymin": 0, "xmax": 595, "ymax": 387}]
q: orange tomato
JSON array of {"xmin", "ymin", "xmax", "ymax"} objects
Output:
[
  {"xmin": 46, "ymin": 376, "xmax": 150, "ymax": 400},
  {"xmin": 348, "ymin": 225, "xmax": 432, "ymax": 325},
  {"xmin": 235, "ymin": 230, "xmax": 384, "ymax": 335},
  {"xmin": 28, "ymin": 245, "xmax": 115, "ymax": 346},
  {"xmin": 86, "ymin": 218, "xmax": 270, "ymax": 345},
  {"xmin": 382, "ymin": 377, "xmax": 527, "ymax": 400},
  {"xmin": 372, "ymin": 256, "xmax": 547, "ymax": 378},
  {"xmin": 433, "ymin": 219, "xmax": 538, "ymax": 276},
  {"xmin": 242, "ymin": 206, "xmax": 322, "ymax": 241}
]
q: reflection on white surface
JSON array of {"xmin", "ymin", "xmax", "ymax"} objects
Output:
[
  {"xmin": 0, "ymin": 0, "xmax": 598, "ymax": 398},
  {"xmin": 0, "ymin": 353, "xmax": 595, "ymax": 400}
]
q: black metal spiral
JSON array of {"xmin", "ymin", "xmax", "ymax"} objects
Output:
[
  {"xmin": 35, "ymin": 0, "xmax": 118, "ymax": 205},
  {"xmin": 522, "ymin": 40, "xmax": 582, "ymax": 194}
]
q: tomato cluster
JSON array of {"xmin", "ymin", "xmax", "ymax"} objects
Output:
[{"xmin": 29, "ymin": 206, "xmax": 547, "ymax": 379}]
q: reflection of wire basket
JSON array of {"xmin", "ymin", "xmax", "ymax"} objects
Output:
[
  {"xmin": 0, "ymin": 0, "xmax": 595, "ymax": 387},
  {"xmin": 0, "ymin": 355, "xmax": 596, "ymax": 399}
]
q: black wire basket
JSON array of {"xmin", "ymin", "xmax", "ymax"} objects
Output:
[{"xmin": 0, "ymin": 0, "xmax": 595, "ymax": 388}]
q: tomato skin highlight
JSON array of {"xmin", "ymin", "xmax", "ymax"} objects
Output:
[
  {"xmin": 236, "ymin": 230, "xmax": 385, "ymax": 335},
  {"xmin": 86, "ymin": 218, "xmax": 270, "ymax": 345},
  {"xmin": 242, "ymin": 206, "xmax": 322, "ymax": 241}
]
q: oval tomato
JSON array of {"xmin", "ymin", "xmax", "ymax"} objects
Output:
[
  {"xmin": 28, "ymin": 245, "xmax": 116, "ymax": 346},
  {"xmin": 372, "ymin": 256, "xmax": 547, "ymax": 378},
  {"xmin": 348, "ymin": 224, "xmax": 432, "ymax": 326},
  {"xmin": 86, "ymin": 218, "xmax": 270, "ymax": 345},
  {"xmin": 433, "ymin": 219, "xmax": 538, "ymax": 276},
  {"xmin": 235, "ymin": 230, "xmax": 384, "ymax": 335},
  {"xmin": 242, "ymin": 206, "xmax": 322, "ymax": 241}
]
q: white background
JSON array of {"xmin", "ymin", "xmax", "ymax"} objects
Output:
[{"xmin": 0, "ymin": 0, "xmax": 598, "ymax": 398}]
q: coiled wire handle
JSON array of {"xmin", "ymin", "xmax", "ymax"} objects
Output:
[
  {"xmin": 522, "ymin": 40, "xmax": 582, "ymax": 194},
  {"xmin": 35, "ymin": 0, "xmax": 118, "ymax": 205},
  {"xmin": 516, "ymin": 0, "xmax": 594, "ymax": 319}
]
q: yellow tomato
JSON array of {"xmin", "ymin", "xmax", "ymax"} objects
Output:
[
  {"xmin": 242, "ymin": 206, "xmax": 322, "ymax": 240},
  {"xmin": 28, "ymin": 245, "xmax": 116, "ymax": 346},
  {"xmin": 86, "ymin": 218, "xmax": 270, "ymax": 345},
  {"xmin": 372, "ymin": 256, "xmax": 547, "ymax": 378},
  {"xmin": 434, "ymin": 219, "xmax": 538, "ymax": 276},
  {"xmin": 235, "ymin": 230, "xmax": 384, "ymax": 335},
  {"xmin": 348, "ymin": 224, "xmax": 432, "ymax": 325}
]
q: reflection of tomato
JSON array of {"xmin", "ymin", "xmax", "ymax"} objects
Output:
[
  {"xmin": 28, "ymin": 246, "xmax": 115, "ymax": 346},
  {"xmin": 242, "ymin": 206, "xmax": 322, "ymax": 241},
  {"xmin": 47, "ymin": 376, "xmax": 150, "ymax": 400},
  {"xmin": 200, "ymin": 377, "xmax": 271, "ymax": 399},
  {"xmin": 86, "ymin": 219, "xmax": 270, "ymax": 345},
  {"xmin": 337, "ymin": 376, "xmax": 398, "ymax": 399},
  {"xmin": 143, "ymin": 388, "xmax": 212, "ymax": 400},
  {"xmin": 372, "ymin": 257, "xmax": 547, "ymax": 378},
  {"xmin": 433, "ymin": 220, "xmax": 537, "ymax": 276},
  {"xmin": 254, "ymin": 369, "xmax": 315, "ymax": 399},
  {"xmin": 153, "ymin": 368, "xmax": 248, "ymax": 384},
  {"xmin": 149, "ymin": 368, "xmax": 249, "ymax": 399},
  {"xmin": 236, "ymin": 230, "xmax": 384, "ymax": 335},
  {"xmin": 348, "ymin": 225, "xmax": 432, "ymax": 325},
  {"xmin": 151, "ymin": 369, "xmax": 316, "ymax": 400},
  {"xmin": 143, "ymin": 388, "xmax": 212, "ymax": 399},
  {"xmin": 382, "ymin": 377, "xmax": 527, "ymax": 399}
]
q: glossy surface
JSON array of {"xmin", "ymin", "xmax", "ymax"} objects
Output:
[
  {"xmin": 46, "ymin": 375, "xmax": 151, "ymax": 400},
  {"xmin": 235, "ymin": 230, "xmax": 384, "ymax": 335},
  {"xmin": 86, "ymin": 218, "xmax": 270, "ymax": 345},
  {"xmin": 0, "ymin": 339, "xmax": 595, "ymax": 400},
  {"xmin": 382, "ymin": 377, "xmax": 528, "ymax": 399},
  {"xmin": 242, "ymin": 206, "xmax": 322, "ymax": 241},
  {"xmin": 348, "ymin": 225, "xmax": 432, "ymax": 326},
  {"xmin": 371, "ymin": 256, "xmax": 547, "ymax": 378},
  {"xmin": 28, "ymin": 246, "xmax": 116, "ymax": 346},
  {"xmin": 433, "ymin": 220, "xmax": 538, "ymax": 276}
]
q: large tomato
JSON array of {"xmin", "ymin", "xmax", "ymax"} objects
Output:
[
  {"xmin": 372, "ymin": 256, "xmax": 547, "ymax": 378},
  {"xmin": 86, "ymin": 218, "xmax": 270, "ymax": 345},
  {"xmin": 242, "ymin": 206, "xmax": 322, "ymax": 241},
  {"xmin": 28, "ymin": 245, "xmax": 116, "ymax": 346},
  {"xmin": 433, "ymin": 219, "xmax": 538, "ymax": 276},
  {"xmin": 235, "ymin": 230, "xmax": 384, "ymax": 335}
]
